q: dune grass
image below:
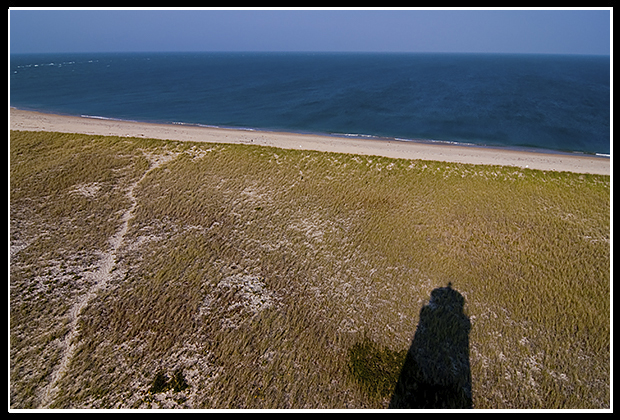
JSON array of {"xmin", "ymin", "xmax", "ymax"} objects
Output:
[{"xmin": 10, "ymin": 130, "xmax": 610, "ymax": 409}]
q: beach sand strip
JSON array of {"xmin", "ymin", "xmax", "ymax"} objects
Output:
[{"xmin": 10, "ymin": 108, "xmax": 610, "ymax": 175}]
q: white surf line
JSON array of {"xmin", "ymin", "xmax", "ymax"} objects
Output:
[{"xmin": 38, "ymin": 151, "xmax": 178, "ymax": 408}]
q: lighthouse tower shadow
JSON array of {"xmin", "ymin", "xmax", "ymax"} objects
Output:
[{"xmin": 389, "ymin": 283, "xmax": 472, "ymax": 409}]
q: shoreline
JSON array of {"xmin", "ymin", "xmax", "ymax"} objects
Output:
[{"xmin": 9, "ymin": 108, "xmax": 610, "ymax": 175}]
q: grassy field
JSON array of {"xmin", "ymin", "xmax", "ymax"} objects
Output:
[{"xmin": 9, "ymin": 130, "xmax": 610, "ymax": 409}]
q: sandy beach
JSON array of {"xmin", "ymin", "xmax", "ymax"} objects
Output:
[{"xmin": 10, "ymin": 108, "xmax": 610, "ymax": 175}]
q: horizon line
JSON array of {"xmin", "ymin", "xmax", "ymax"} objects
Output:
[{"xmin": 10, "ymin": 50, "xmax": 611, "ymax": 57}]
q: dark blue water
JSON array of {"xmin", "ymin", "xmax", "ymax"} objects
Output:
[{"xmin": 10, "ymin": 52, "xmax": 610, "ymax": 155}]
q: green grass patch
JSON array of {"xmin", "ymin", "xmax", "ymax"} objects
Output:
[{"xmin": 347, "ymin": 338, "xmax": 407, "ymax": 401}]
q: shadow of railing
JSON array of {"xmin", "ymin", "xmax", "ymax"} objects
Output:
[{"xmin": 389, "ymin": 283, "xmax": 472, "ymax": 409}]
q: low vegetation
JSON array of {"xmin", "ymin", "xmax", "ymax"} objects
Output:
[{"xmin": 10, "ymin": 130, "xmax": 610, "ymax": 409}]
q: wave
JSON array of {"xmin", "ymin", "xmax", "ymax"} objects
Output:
[
  {"xmin": 80, "ymin": 114, "xmax": 138, "ymax": 123},
  {"xmin": 333, "ymin": 132, "xmax": 480, "ymax": 148},
  {"xmin": 334, "ymin": 132, "xmax": 380, "ymax": 139}
]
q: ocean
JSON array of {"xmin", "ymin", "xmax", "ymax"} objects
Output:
[{"xmin": 10, "ymin": 52, "xmax": 611, "ymax": 155}]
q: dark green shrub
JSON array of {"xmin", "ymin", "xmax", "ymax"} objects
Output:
[
  {"xmin": 170, "ymin": 369, "xmax": 189, "ymax": 392},
  {"xmin": 149, "ymin": 369, "xmax": 189, "ymax": 394},
  {"xmin": 149, "ymin": 370, "xmax": 169, "ymax": 394},
  {"xmin": 347, "ymin": 339, "xmax": 407, "ymax": 400}
]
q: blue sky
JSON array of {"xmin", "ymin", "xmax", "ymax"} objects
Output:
[{"xmin": 9, "ymin": 8, "xmax": 611, "ymax": 55}]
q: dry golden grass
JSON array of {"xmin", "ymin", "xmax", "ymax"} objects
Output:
[{"xmin": 10, "ymin": 130, "xmax": 610, "ymax": 409}]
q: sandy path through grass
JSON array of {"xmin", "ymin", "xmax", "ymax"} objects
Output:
[{"xmin": 38, "ymin": 151, "xmax": 179, "ymax": 408}]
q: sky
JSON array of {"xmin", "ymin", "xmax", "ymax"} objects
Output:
[{"xmin": 8, "ymin": 8, "xmax": 612, "ymax": 56}]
